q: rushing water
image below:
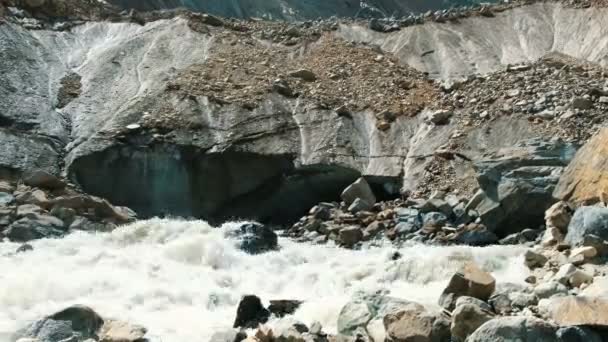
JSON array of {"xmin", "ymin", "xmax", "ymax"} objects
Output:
[{"xmin": 0, "ymin": 218, "xmax": 529, "ymax": 341}]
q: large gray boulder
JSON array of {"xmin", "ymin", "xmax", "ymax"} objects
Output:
[
  {"xmin": 566, "ymin": 206, "xmax": 608, "ymax": 246},
  {"xmin": 466, "ymin": 317, "xmax": 557, "ymax": 342},
  {"xmin": 14, "ymin": 305, "xmax": 104, "ymax": 342},
  {"xmin": 466, "ymin": 138, "xmax": 577, "ymax": 237},
  {"xmin": 4, "ymin": 214, "xmax": 65, "ymax": 242}
]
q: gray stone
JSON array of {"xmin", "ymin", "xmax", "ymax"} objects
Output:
[
  {"xmin": 566, "ymin": 206, "xmax": 608, "ymax": 246},
  {"xmin": 466, "ymin": 138, "xmax": 577, "ymax": 237},
  {"xmin": 233, "ymin": 295, "xmax": 269, "ymax": 329},
  {"xmin": 466, "ymin": 317, "xmax": 557, "ymax": 342},
  {"xmin": 4, "ymin": 215, "xmax": 65, "ymax": 242},
  {"xmin": 341, "ymin": 178, "xmax": 376, "ymax": 207},
  {"xmin": 534, "ymin": 281, "xmax": 568, "ymax": 299},
  {"xmin": 23, "ymin": 170, "xmax": 66, "ymax": 190},
  {"xmin": 571, "ymin": 97, "xmax": 593, "ymax": 110},
  {"xmin": 524, "ymin": 250, "xmax": 548, "ymax": 269},
  {"xmin": 454, "ymin": 225, "xmax": 498, "ymax": 246},
  {"xmin": 438, "ymin": 262, "xmax": 496, "ymax": 311},
  {"xmin": 337, "ymin": 293, "xmax": 413, "ymax": 336},
  {"xmin": 582, "ymin": 234, "xmax": 608, "ymax": 256},
  {"xmin": 423, "ymin": 212, "xmax": 448, "ymax": 227},
  {"xmin": 0, "ymin": 192, "xmax": 14, "ymax": 206},
  {"xmin": 225, "ymin": 222, "xmax": 278, "ymax": 254},
  {"xmin": 339, "ymin": 226, "xmax": 363, "ymax": 247},
  {"xmin": 14, "ymin": 305, "xmax": 104, "ymax": 342},
  {"xmin": 348, "ymin": 198, "xmax": 373, "ymax": 214},
  {"xmin": 420, "ymin": 198, "xmax": 453, "ymax": 217},
  {"xmin": 50, "ymin": 206, "xmax": 76, "ymax": 226},
  {"xmin": 450, "ymin": 303, "xmax": 494, "ymax": 341}
]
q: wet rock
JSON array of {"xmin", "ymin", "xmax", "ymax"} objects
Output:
[
  {"xmin": 233, "ymin": 295, "xmax": 270, "ymax": 329},
  {"xmin": 438, "ymin": 262, "xmax": 496, "ymax": 311},
  {"xmin": 556, "ymin": 326, "xmax": 603, "ymax": 342},
  {"xmin": 16, "ymin": 243, "xmax": 34, "ymax": 253},
  {"xmin": 454, "ymin": 224, "xmax": 498, "ymax": 246},
  {"xmin": 337, "ymin": 293, "xmax": 413, "ymax": 337},
  {"xmin": 339, "ymin": 226, "xmax": 363, "ymax": 247},
  {"xmin": 565, "ymin": 206, "xmax": 608, "ymax": 246},
  {"xmin": 289, "ymin": 69, "xmax": 317, "ymax": 82},
  {"xmin": 488, "ymin": 294, "xmax": 512, "ymax": 315},
  {"xmin": 450, "ymin": 302, "xmax": 494, "ymax": 341},
  {"xmin": 309, "ymin": 205, "xmax": 332, "ymax": 220},
  {"xmin": 534, "ymin": 281, "xmax": 568, "ymax": 299},
  {"xmin": 228, "ymin": 222, "xmax": 278, "ymax": 254},
  {"xmin": 524, "ymin": 250, "xmax": 547, "ymax": 269},
  {"xmin": 98, "ymin": 320, "xmax": 147, "ymax": 342},
  {"xmin": 15, "ymin": 305, "xmax": 104, "ymax": 342},
  {"xmin": 23, "ymin": 170, "xmax": 66, "ymax": 190},
  {"xmin": 4, "ymin": 215, "xmax": 65, "ymax": 242},
  {"xmin": 466, "ymin": 317, "xmax": 557, "ymax": 342},
  {"xmin": 0, "ymin": 192, "xmax": 14, "ymax": 206},
  {"xmin": 268, "ymin": 300, "xmax": 302, "ymax": 318},
  {"xmin": 542, "ymin": 296, "xmax": 608, "ymax": 326},
  {"xmin": 341, "ymin": 178, "xmax": 376, "ymax": 207},
  {"xmin": 467, "ymin": 138, "xmax": 576, "ymax": 237},
  {"xmin": 69, "ymin": 217, "xmax": 112, "ymax": 232}
]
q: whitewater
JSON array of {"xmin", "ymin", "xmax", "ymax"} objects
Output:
[{"xmin": 0, "ymin": 218, "xmax": 529, "ymax": 341}]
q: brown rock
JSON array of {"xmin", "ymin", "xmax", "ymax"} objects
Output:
[
  {"xmin": 544, "ymin": 201, "xmax": 572, "ymax": 232},
  {"xmin": 99, "ymin": 320, "xmax": 147, "ymax": 342},
  {"xmin": 338, "ymin": 226, "xmax": 363, "ymax": 247},
  {"xmin": 438, "ymin": 262, "xmax": 496, "ymax": 311},
  {"xmin": 544, "ymin": 296, "xmax": 608, "ymax": 326},
  {"xmin": 383, "ymin": 305, "xmax": 438, "ymax": 342},
  {"xmin": 524, "ymin": 250, "xmax": 548, "ymax": 269},
  {"xmin": 554, "ymin": 128, "xmax": 608, "ymax": 205},
  {"xmin": 23, "ymin": 170, "xmax": 66, "ymax": 190},
  {"xmin": 450, "ymin": 303, "xmax": 494, "ymax": 341}
]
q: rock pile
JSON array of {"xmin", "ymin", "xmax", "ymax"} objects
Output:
[{"xmin": 0, "ymin": 170, "xmax": 136, "ymax": 245}]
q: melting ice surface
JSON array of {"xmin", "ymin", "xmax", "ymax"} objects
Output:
[{"xmin": 0, "ymin": 218, "xmax": 528, "ymax": 341}]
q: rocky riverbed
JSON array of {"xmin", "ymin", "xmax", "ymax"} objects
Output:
[{"xmin": 3, "ymin": 0, "xmax": 608, "ymax": 341}]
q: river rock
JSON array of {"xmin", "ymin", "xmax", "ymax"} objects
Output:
[
  {"xmin": 233, "ymin": 295, "xmax": 270, "ymax": 329},
  {"xmin": 268, "ymin": 300, "xmax": 302, "ymax": 317},
  {"xmin": 4, "ymin": 214, "xmax": 65, "ymax": 242},
  {"xmin": 23, "ymin": 170, "xmax": 66, "ymax": 190},
  {"xmin": 50, "ymin": 206, "xmax": 76, "ymax": 226},
  {"xmin": 348, "ymin": 198, "xmax": 373, "ymax": 214},
  {"xmin": 14, "ymin": 305, "xmax": 104, "ymax": 342},
  {"xmin": 228, "ymin": 222, "xmax": 278, "ymax": 254},
  {"xmin": 544, "ymin": 201, "xmax": 572, "ymax": 232},
  {"xmin": 450, "ymin": 302, "xmax": 494, "ymax": 342},
  {"xmin": 541, "ymin": 226, "xmax": 564, "ymax": 246},
  {"xmin": 466, "ymin": 317, "xmax": 557, "ymax": 342},
  {"xmin": 582, "ymin": 234, "xmax": 608, "ymax": 256},
  {"xmin": 553, "ymin": 263, "xmax": 593, "ymax": 288},
  {"xmin": 466, "ymin": 138, "xmax": 576, "ymax": 237},
  {"xmin": 533, "ymin": 281, "xmax": 568, "ymax": 299},
  {"xmin": 98, "ymin": 320, "xmax": 147, "ymax": 342},
  {"xmin": 555, "ymin": 128, "xmax": 608, "ymax": 205},
  {"xmin": 570, "ymin": 246, "xmax": 597, "ymax": 260},
  {"xmin": 383, "ymin": 305, "xmax": 446, "ymax": 342},
  {"xmin": 16, "ymin": 243, "xmax": 34, "ymax": 253},
  {"xmin": 565, "ymin": 206, "xmax": 608, "ymax": 246},
  {"xmin": 582, "ymin": 276, "xmax": 608, "ymax": 297},
  {"xmin": 524, "ymin": 250, "xmax": 547, "ymax": 269},
  {"xmin": 341, "ymin": 178, "xmax": 376, "ymax": 207},
  {"xmin": 542, "ymin": 295, "xmax": 608, "ymax": 326},
  {"xmin": 337, "ymin": 293, "xmax": 413, "ymax": 336},
  {"xmin": 556, "ymin": 326, "xmax": 603, "ymax": 342},
  {"xmin": 438, "ymin": 262, "xmax": 496, "ymax": 311},
  {"xmin": 339, "ymin": 226, "xmax": 363, "ymax": 247}
]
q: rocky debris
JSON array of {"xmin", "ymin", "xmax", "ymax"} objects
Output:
[
  {"xmin": 233, "ymin": 295, "xmax": 270, "ymax": 329},
  {"xmin": 466, "ymin": 138, "xmax": 577, "ymax": 237},
  {"xmin": 466, "ymin": 317, "xmax": 558, "ymax": 342},
  {"xmin": 225, "ymin": 222, "xmax": 278, "ymax": 254},
  {"xmin": 565, "ymin": 206, "xmax": 608, "ymax": 246},
  {"xmin": 541, "ymin": 295, "xmax": 608, "ymax": 326},
  {"xmin": 0, "ymin": 176, "xmax": 136, "ymax": 242},
  {"xmin": 438, "ymin": 262, "xmax": 496, "ymax": 311},
  {"xmin": 555, "ymin": 127, "xmax": 608, "ymax": 205},
  {"xmin": 544, "ymin": 201, "xmax": 572, "ymax": 233}
]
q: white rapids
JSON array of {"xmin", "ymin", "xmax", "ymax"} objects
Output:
[{"xmin": 0, "ymin": 218, "xmax": 529, "ymax": 341}]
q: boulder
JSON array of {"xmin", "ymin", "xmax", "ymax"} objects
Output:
[
  {"xmin": 341, "ymin": 178, "xmax": 376, "ymax": 207},
  {"xmin": 554, "ymin": 128, "xmax": 608, "ymax": 205},
  {"xmin": 233, "ymin": 295, "xmax": 270, "ymax": 329},
  {"xmin": 337, "ymin": 293, "xmax": 413, "ymax": 336},
  {"xmin": 582, "ymin": 234, "xmax": 608, "ymax": 256},
  {"xmin": 466, "ymin": 138, "xmax": 576, "ymax": 237},
  {"xmin": 544, "ymin": 201, "xmax": 572, "ymax": 232},
  {"xmin": 466, "ymin": 317, "xmax": 557, "ymax": 342},
  {"xmin": 98, "ymin": 320, "xmax": 147, "ymax": 342},
  {"xmin": 422, "ymin": 212, "xmax": 448, "ymax": 228},
  {"xmin": 565, "ymin": 206, "xmax": 608, "ymax": 246},
  {"xmin": 338, "ymin": 226, "xmax": 363, "ymax": 247},
  {"xmin": 524, "ymin": 250, "xmax": 547, "ymax": 269},
  {"xmin": 571, "ymin": 97, "xmax": 593, "ymax": 110},
  {"xmin": 383, "ymin": 306, "xmax": 446, "ymax": 342},
  {"xmin": 49, "ymin": 195, "xmax": 133, "ymax": 223},
  {"xmin": 16, "ymin": 243, "xmax": 34, "ymax": 253},
  {"xmin": 553, "ymin": 264, "xmax": 593, "ymax": 288},
  {"xmin": 50, "ymin": 206, "xmax": 76, "ymax": 226},
  {"xmin": 541, "ymin": 226, "xmax": 564, "ymax": 246},
  {"xmin": 23, "ymin": 171, "xmax": 66, "ymax": 190},
  {"xmin": 420, "ymin": 198, "xmax": 453, "ymax": 217},
  {"xmin": 556, "ymin": 326, "xmax": 603, "ymax": 342},
  {"xmin": 542, "ymin": 296, "xmax": 608, "ymax": 326},
  {"xmin": 268, "ymin": 300, "xmax": 302, "ymax": 318},
  {"xmin": 453, "ymin": 224, "xmax": 498, "ymax": 246},
  {"xmin": 582, "ymin": 277, "xmax": 608, "ymax": 297},
  {"xmin": 534, "ymin": 281, "xmax": 568, "ymax": 299},
  {"xmin": 14, "ymin": 305, "xmax": 104, "ymax": 342},
  {"xmin": 450, "ymin": 303, "xmax": 494, "ymax": 341},
  {"xmin": 227, "ymin": 222, "xmax": 278, "ymax": 254},
  {"xmin": 347, "ymin": 198, "xmax": 373, "ymax": 214},
  {"xmin": 438, "ymin": 262, "xmax": 496, "ymax": 311},
  {"xmin": 570, "ymin": 246, "xmax": 597, "ymax": 260},
  {"xmin": 289, "ymin": 69, "xmax": 317, "ymax": 82},
  {"xmin": 4, "ymin": 215, "xmax": 65, "ymax": 242}
]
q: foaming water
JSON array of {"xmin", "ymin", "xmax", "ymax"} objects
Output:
[{"xmin": 0, "ymin": 218, "xmax": 529, "ymax": 341}]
